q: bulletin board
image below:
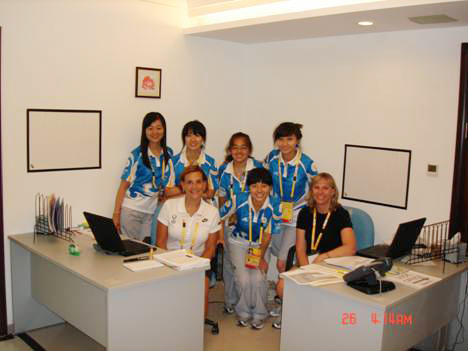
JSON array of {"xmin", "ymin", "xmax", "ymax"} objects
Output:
[
  {"xmin": 342, "ymin": 144, "xmax": 411, "ymax": 209},
  {"xmin": 27, "ymin": 109, "xmax": 102, "ymax": 172}
]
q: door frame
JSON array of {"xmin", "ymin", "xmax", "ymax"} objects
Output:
[{"xmin": 450, "ymin": 42, "xmax": 468, "ymax": 242}]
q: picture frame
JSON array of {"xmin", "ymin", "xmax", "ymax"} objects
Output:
[{"xmin": 135, "ymin": 67, "xmax": 161, "ymax": 98}]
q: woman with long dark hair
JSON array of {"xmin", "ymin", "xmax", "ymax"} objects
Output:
[{"xmin": 112, "ymin": 112, "xmax": 174, "ymax": 240}]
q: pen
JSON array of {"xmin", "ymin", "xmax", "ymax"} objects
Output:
[{"xmin": 124, "ymin": 256, "xmax": 150, "ymax": 263}]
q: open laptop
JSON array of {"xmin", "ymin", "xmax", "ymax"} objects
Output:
[
  {"xmin": 83, "ymin": 211, "xmax": 152, "ymax": 257},
  {"xmin": 357, "ymin": 218, "xmax": 426, "ymax": 259}
]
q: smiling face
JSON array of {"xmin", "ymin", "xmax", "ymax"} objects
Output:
[
  {"xmin": 181, "ymin": 170, "xmax": 207, "ymax": 200},
  {"xmin": 230, "ymin": 137, "xmax": 251, "ymax": 163},
  {"xmin": 145, "ymin": 119, "xmax": 165, "ymax": 145},
  {"xmin": 276, "ymin": 134, "xmax": 298, "ymax": 159},
  {"xmin": 312, "ymin": 178, "xmax": 336, "ymax": 211},
  {"xmin": 249, "ymin": 182, "xmax": 271, "ymax": 206},
  {"xmin": 184, "ymin": 130, "xmax": 204, "ymax": 152}
]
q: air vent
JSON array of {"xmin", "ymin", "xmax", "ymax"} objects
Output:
[{"xmin": 409, "ymin": 14, "xmax": 457, "ymax": 24}]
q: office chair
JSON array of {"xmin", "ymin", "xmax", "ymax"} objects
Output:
[
  {"xmin": 343, "ymin": 206, "xmax": 375, "ymax": 250},
  {"xmin": 204, "ymin": 243, "xmax": 223, "ymax": 335}
]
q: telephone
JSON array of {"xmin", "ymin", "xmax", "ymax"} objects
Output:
[{"xmin": 343, "ymin": 257, "xmax": 396, "ymax": 295}]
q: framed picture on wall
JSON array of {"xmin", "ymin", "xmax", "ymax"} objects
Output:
[{"xmin": 135, "ymin": 67, "xmax": 162, "ymax": 98}]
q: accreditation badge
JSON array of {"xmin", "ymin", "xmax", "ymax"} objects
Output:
[
  {"xmin": 245, "ymin": 247, "xmax": 261, "ymax": 269},
  {"xmin": 281, "ymin": 201, "xmax": 294, "ymax": 223}
]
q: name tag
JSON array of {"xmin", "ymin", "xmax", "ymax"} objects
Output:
[
  {"xmin": 245, "ymin": 247, "xmax": 261, "ymax": 269},
  {"xmin": 281, "ymin": 201, "xmax": 293, "ymax": 223}
]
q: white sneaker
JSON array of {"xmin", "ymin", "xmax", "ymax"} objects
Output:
[
  {"xmin": 224, "ymin": 306, "xmax": 235, "ymax": 314},
  {"xmin": 251, "ymin": 320, "xmax": 265, "ymax": 330},
  {"xmin": 272, "ymin": 320, "xmax": 282, "ymax": 329},
  {"xmin": 269, "ymin": 306, "xmax": 281, "ymax": 317},
  {"xmin": 236, "ymin": 319, "xmax": 249, "ymax": 327}
]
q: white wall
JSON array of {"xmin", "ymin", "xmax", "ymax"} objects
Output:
[
  {"xmin": 243, "ymin": 27, "xmax": 468, "ymax": 244},
  {"xmin": 0, "ymin": 0, "xmax": 246, "ymax": 324},
  {"xmin": 241, "ymin": 28, "xmax": 468, "ymax": 349},
  {"xmin": 1, "ymin": 0, "xmax": 468, "ymax": 347}
]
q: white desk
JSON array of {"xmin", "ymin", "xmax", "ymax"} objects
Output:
[
  {"xmin": 10, "ymin": 233, "xmax": 205, "ymax": 351},
  {"xmin": 280, "ymin": 261, "xmax": 467, "ymax": 351}
]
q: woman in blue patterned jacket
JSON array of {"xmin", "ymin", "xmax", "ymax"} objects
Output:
[{"xmin": 112, "ymin": 112, "xmax": 174, "ymax": 241}]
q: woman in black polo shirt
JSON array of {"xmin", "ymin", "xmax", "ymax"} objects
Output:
[
  {"xmin": 272, "ymin": 172, "xmax": 356, "ymax": 328},
  {"xmin": 295, "ymin": 172, "xmax": 356, "ymax": 265}
]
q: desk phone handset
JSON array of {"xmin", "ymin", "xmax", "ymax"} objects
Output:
[{"xmin": 343, "ymin": 257, "xmax": 396, "ymax": 295}]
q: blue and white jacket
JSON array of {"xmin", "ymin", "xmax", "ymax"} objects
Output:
[
  {"xmin": 219, "ymin": 192, "xmax": 282, "ymax": 244},
  {"xmin": 121, "ymin": 146, "xmax": 174, "ymax": 214}
]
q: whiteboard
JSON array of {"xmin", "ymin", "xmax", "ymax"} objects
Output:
[
  {"xmin": 342, "ymin": 145, "xmax": 411, "ymax": 209},
  {"xmin": 27, "ymin": 109, "xmax": 101, "ymax": 172}
]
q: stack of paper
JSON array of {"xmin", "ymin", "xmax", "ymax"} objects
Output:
[
  {"xmin": 123, "ymin": 259, "xmax": 164, "ymax": 272},
  {"xmin": 386, "ymin": 270, "xmax": 440, "ymax": 289},
  {"xmin": 154, "ymin": 249, "xmax": 210, "ymax": 271},
  {"xmin": 282, "ymin": 264, "xmax": 343, "ymax": 286},
  {"xmin": 324, "ymin": 256, "xmax": 375, "ymax": 270}
]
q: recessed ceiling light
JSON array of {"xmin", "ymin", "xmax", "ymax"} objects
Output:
[{"xmin": 358, "ymin": 21, "xmax": 374, "ymax": 26}]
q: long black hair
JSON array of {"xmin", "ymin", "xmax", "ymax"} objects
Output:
[{"xmin": 140, "ymin": 112, "xmax": 170, "ymax": 169}]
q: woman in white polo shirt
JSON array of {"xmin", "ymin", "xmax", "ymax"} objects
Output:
[{"xmin": 157, "ymin": 165, "xmax": 221, "ymax": 317}]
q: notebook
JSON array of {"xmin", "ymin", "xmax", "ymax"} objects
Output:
[
  {"xmin": 83, "ymin": 211, "xmax": 152, "ymax": 257},
  {"xmin": 357, "ymin": 218, "xmax": 426, "ymax": 259}
]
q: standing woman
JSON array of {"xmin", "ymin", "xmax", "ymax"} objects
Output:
[
  {"xmin": 157, "ymin": 165, "xmax": 221, "ymax": 317},
  {"xmin": 113, "ymin": 112, "xmax": 174, "ymax": 241},
  {"xmin": 170, "ymin": 120, "xmax": 218, "ymax": 202},
  {"xmin": 218, "ymin": 132, "xmax": 263, "ymax": 314},
  {"xmin": 264, "ymin": 122, "xmax": 318, "ymax": 273},
  {"xmin": 220, "ymin": 168, "xmax": 282, "ymax": 329}
]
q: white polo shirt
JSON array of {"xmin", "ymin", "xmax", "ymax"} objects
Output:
[{"xmin": 158, "ymin": 196, "xmax": 221, "ymax": 256}]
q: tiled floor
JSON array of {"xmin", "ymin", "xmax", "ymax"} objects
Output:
[{"xmin": 0, "ymin": 282, "xmax": 281, "ymax": 351}]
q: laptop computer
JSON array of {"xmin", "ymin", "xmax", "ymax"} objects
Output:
[
  {"xmin": 83, "ymin": 211, "xmax": 153, "ymax": 257},
  {"xmin": 357, "ymin": 218, "xmax": 426, "ymax": 259}
]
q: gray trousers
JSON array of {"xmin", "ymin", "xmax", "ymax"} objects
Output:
[
  {"xmin": 229, "ymin": 238, "xmax": 268, "ymax": 321},
  {"xmin": 223, "ymin": 225, "xmax": 238, "ymax": 308},
  {"xmin": 120, "ymin": 207, "xmax": 152, "ymax": 241}
]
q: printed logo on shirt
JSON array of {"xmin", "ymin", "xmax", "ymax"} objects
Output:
[{"xmin": 171, "ymin": 215, "xmax": 177, "ymax": 224}]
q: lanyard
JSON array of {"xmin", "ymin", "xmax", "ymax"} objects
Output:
[
  {"xmin": 186, "ymin": 149, "xmax": 203, "ymax": 166},
  {"xmin": 149, "ymin": 155, "xmax": 165, "ymax": 190},
  {"xmin": 180, "ymin": 219, "xmax": 200, "ymax": 252},
  {"xmin": 248, "ymin": 206, "xmax": 264, "ymax": 245},
  {"xmin": 311, "ymin": 208, "xmax": 331, "ymax": 251},
  {"xmin": 277, "ymin": 150, "xmax": 301, "ymax": 200},
  {"xmin": 229, "ymin": 168, "xmax": 246, "ymax": 199}
]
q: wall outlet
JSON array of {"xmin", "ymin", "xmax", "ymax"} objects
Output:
[{"xmin": 427, "ymin": 164, "xmax": 438, "ymax": 176}]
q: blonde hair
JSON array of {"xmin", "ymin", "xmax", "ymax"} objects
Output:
[{"xmin": 307, "ymin": 172, "xmax": 340, "ymax": 212}]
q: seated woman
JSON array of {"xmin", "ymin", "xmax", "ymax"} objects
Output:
[
  {"xmin": 273, "ymin": 172, "xmax": 356, "ymax": 329},
  {"xmin": 156, "ymin": 165, "xmax": 221, "ymax": 317},
  {"xmin": 220, "ymin": 168, "xmax": 282, "ymax": 330}
]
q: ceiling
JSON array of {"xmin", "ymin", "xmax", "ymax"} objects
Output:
[{"xmin": 183, "ymin": 0, "xmax": 468, "ymax": 43}]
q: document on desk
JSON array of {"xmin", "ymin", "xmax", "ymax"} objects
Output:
[
  {"xmin": 154, "ymin": 249, "xmax": 210, "ymax": 271},
  {"xmin": 386, "ymin": 270, "xmax": 441, "ymax": 289},
  {"xmin": 324, "ymin": 256, "xmax": 375, "ymax": 270},
  {"xmin": 123, "ymin": 258, "xmax": 164, "ymax": 272},
  {"xmin": 282, "ymin": 264, "xmax": 343, "ymax": 287}
]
